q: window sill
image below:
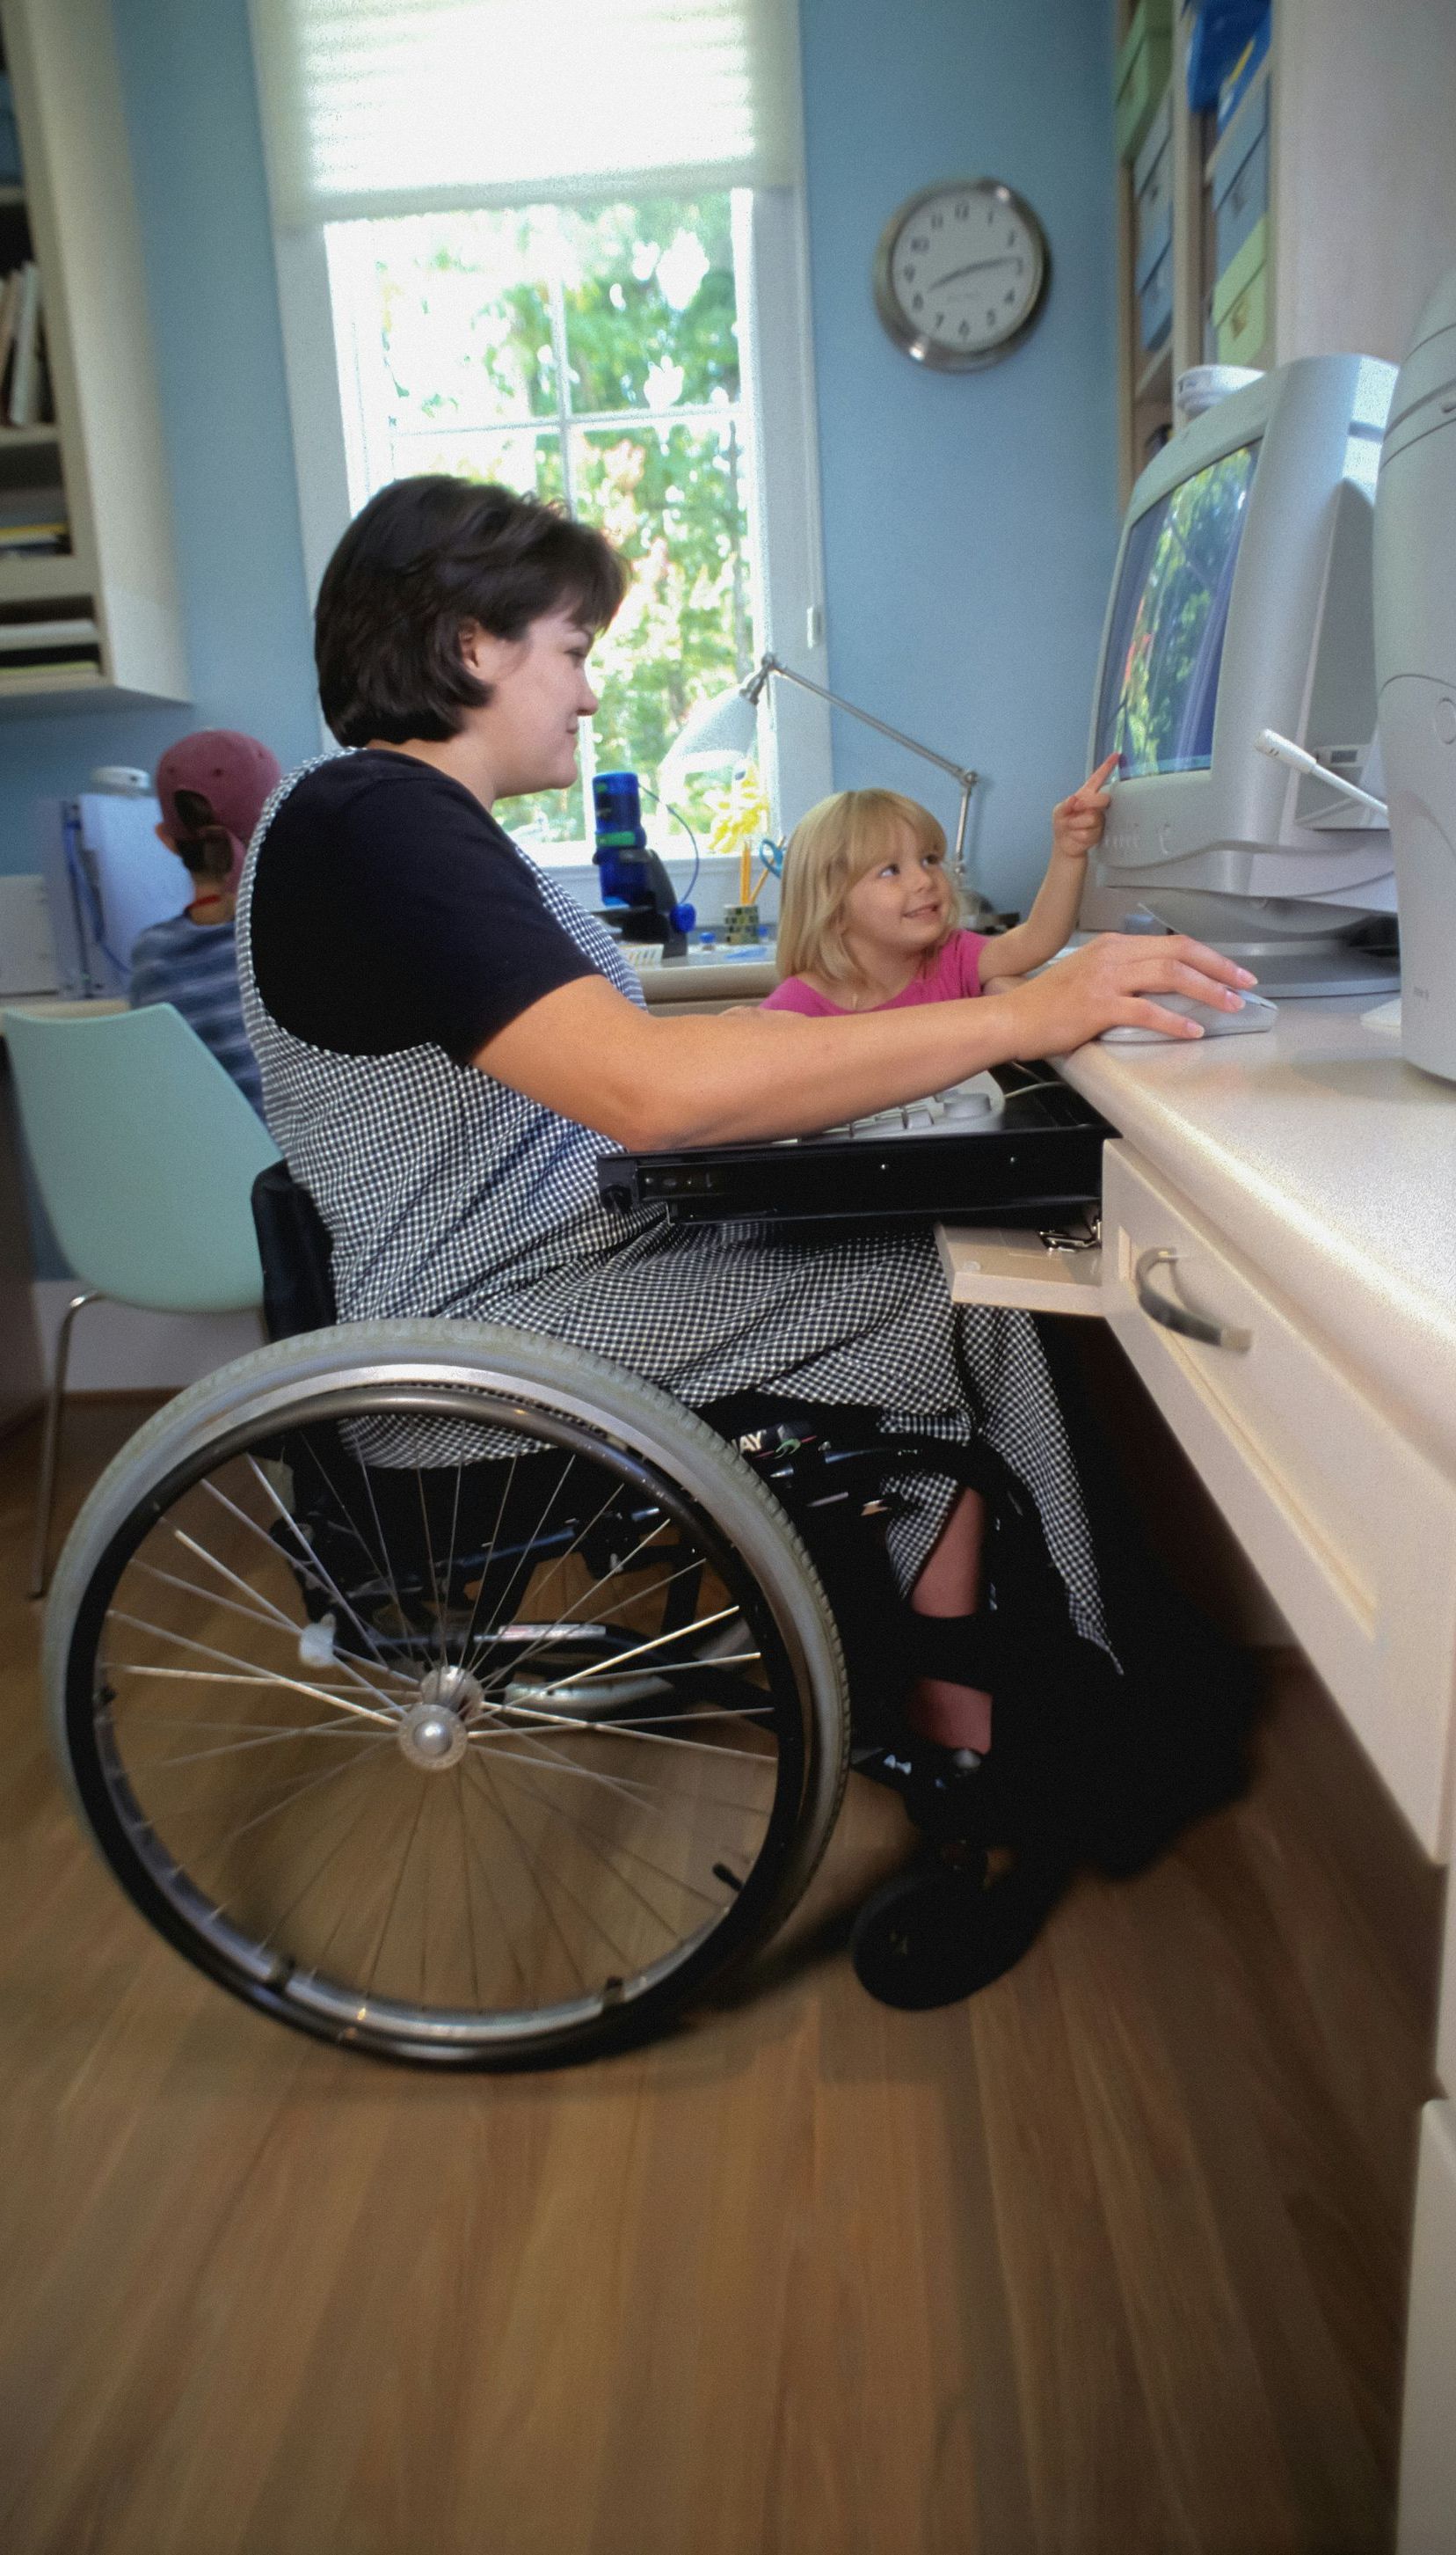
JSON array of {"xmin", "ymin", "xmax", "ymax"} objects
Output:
[{"xmin": 531, "ymin": 846, "xmax": 777, "ymax": 929}]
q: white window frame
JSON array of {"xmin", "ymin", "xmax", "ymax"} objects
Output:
[{"xmin": 268, "ymin": 185, "xmax": 832, "ymax": 893}]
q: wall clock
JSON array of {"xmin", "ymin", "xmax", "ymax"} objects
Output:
[{"xmin": 872, "ymin": 178, "xmax": 1050, "ymax": 371}]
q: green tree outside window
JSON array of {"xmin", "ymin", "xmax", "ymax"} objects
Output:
[{"xmin": 331, "ymin": 196, "xmax": 756, "ymax": 847}]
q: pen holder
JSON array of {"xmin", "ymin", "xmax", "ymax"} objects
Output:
[{"xmin": 723, "ymin": 902, "xmax": 761, "ymax": 945}]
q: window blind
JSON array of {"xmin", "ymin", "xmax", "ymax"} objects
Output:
[{"xmin": 250, "ymin": 0, "xmax": 801, "ymax": 227}]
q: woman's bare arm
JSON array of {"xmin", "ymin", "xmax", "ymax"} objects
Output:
[{"xmin": 471, "ymin": 932, "xmax": 1256, "ymax": 1150}]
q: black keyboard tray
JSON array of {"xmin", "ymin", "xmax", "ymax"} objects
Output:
[{"xmin": 598, "ymin": 1066, "xmax": 1112, "ymax": 1228}]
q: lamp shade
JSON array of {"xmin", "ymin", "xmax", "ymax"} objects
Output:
[{"xmin": 672, "ymin": 686, "xmax": 760, "ymax": 761}]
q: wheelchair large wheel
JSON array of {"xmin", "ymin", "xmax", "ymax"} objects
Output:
[{"xmin": 44, "ymin": 1321, "xmax": 850, "ymax": 2068}]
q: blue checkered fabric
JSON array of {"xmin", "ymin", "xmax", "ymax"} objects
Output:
[{"xmin": 237, "ymin": 756, "xmax": 1108, "ymax": 1642}]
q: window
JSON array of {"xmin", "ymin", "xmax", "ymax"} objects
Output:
[
  {"xmin": 325, "ymin": 193, "xmax": 758, "ymax": 848},
  {"xmin": 254, "ymin": 0, "xmax": 833, "ymax": 865}
]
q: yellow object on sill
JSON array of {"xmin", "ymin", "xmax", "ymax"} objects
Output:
[{"xmin": 705, "ymin": 761, "xmax": 772, "ymax": 909}]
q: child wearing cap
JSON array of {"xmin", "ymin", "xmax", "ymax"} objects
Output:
[{"xmin": 129, "ymin": 729, "xmax": 281, "ymax": 1116}]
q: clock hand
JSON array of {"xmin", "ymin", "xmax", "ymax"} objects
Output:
[{"xmin": 927, "ymin": 255, "xmax": 1023, "ymax": 289}]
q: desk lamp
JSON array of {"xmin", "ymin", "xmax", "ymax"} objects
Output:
[{"xmin": 739, "ymin": 652, "xmax": 982, "ymax": 898}]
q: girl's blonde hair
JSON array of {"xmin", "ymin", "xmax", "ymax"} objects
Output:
[{"xmin": 774, "ymin": 789, "xmax": 957, "ymax": 988}]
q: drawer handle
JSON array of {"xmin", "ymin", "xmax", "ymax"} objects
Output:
[{"xmin": 1133, "ymin": 1246, "xmax": 1252, "ymax": 1351}]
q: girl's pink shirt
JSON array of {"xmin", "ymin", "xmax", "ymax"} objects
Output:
[{"xmin": 761, "ymin": 927, "xmax": 990, "ymax": 1017}]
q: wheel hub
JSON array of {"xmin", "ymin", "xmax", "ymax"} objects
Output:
[{"xmin": 396, "ymin": 1664, "xmax": 484, "ymax": 1771}]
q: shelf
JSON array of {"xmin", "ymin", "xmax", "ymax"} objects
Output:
[
  {"xmin": 0, "ymin": 0, "xmax": 188, "ymax": 701},
  {"xmin": 1204, "ymin": 57, "xmax": 1270, "ymax": 184},
  {"xmin": 0, "ymin": 661, "xmax": 102, "ymax": 702},
  {"xmin": 1135, "ymin": 341, "xmax": 1173, "ymax": 400},
  {"xmin": 0, "ymin": 551, "xmax": 85, "ymax": 601}
]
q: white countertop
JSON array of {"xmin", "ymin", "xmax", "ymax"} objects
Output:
[{"xmin": 1059, "ymin": 1004, "xmax": 1456, "ymax": 1477}]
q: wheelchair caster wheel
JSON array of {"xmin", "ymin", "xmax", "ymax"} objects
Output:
[{"xmin": 849, "ymin": 1843, "xmax": 1067, "ymax": 2011}]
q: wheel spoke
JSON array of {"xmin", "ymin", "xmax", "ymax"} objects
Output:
[
  {"xmin": 487, "ymin": 1606, "xmax": 739, "ymax": 1694},
  {"xmin": 454, "ymin": 1762, "xmax": 533, "ymax": 1996},
  {"xmin": 360, "ymin": 1783, "xmax": 432, "ymax": 2004},
  {"xmin": 104, "ymin": 1616, "xmax": 396, "ymax": 1725},
  {"xmin": 414, "ymin": 1463, "xmax": 448, "ymax": 1677},
  {"xmin": 109, "ymin": 1668, "xmax": 390, "ymax": 1706},
  {"xmin": 477, "ymin": 1711, "xmax": 777, "ymax": 1766},
  {"xmin": 468, "ymin": 1726, "xmax": 774, "ymax": 1824},
  {"xmin": 198, "ymin": 1478, "xmax": 415, "ymax": 1689},
  {"xmin": 170, "ymin": 1523, "xmax": 405, "ymax": 1712},
  {"xmin": 433, "ymin": 1462, "xmax": 465, "ymax": 1683},
  {"xmin": 462, "ymin": 1751, "xmax": 592, "ymax": 1994},
  {"xmin": 244, "ymin": 1456, "xmax": 419, "ymax": 1687},
  {"xmin": 481, "ymin": 1527, "xmax": 685, "ymax": 1689},
  {"xmin": 451, "ymin": 1449, "xmax": 521, "ymax": 1672},
  {"xmin": 256, "ymin": 1759, "xmax": 400, "ymax": 1952},
  {"xmin": 461, "ymin": 1454, "xmax": 579, "ymax": 1682},
  {"xmin": 135, "ymin": 1733, "xmax": 395, "ymax": 1851},
  {"xmin": 302, "ymin": 1434, "xmax": 419, "ymax": 1659},
  {"xmin": 486, "ymin": 1752, "xmax": 727, "ymax": 1924},
  {"xmin": 464, "ymin": 1748, "xmax": 635, "ymax": 1981},
  {"xmin": 510, "ymin": 1472, "xmax": 643, "ymax": 1632},
  {"xmin": 453, "ymin": 1769, "xmax": 485, "ymax": 2011},
  {"xmin": 122, "ymin": 1722, "xmax": 389, "ymax": 1770}
]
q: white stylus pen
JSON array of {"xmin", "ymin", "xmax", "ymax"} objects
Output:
[{"xmin": 1255, "ymin": 726, "xmax": 1389, "ymax": 820}]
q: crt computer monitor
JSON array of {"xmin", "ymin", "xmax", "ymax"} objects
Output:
[{"xmin": 1087, "ymin": 354, "xmax": 1399, "ymax": 996}]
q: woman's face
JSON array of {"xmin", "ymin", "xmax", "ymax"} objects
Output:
[
  {"xmin": 462, "ymin": 605, "xmax": 601, "ymax": 798},
  {"xmin": 842, "ymin": 823, "xmax": 950, "ymax": 966}
]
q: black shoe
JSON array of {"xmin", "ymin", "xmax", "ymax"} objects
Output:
[{"xmin": 849, "ymin": 1842, "xmax": 1069, "ymax": 2011}]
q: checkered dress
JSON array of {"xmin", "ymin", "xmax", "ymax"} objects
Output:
[{"xmin": 237, "ymin": 761, "xmax": 1107, "ymax": 1642}]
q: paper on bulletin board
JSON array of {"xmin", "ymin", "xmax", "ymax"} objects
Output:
[{"xmin": 0, "ymin": 873, "xmax": 60, "ymax": 994}]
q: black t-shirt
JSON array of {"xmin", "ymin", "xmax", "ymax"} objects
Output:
[{"xmin": 249, "ymin": 749, "xmax": 598, "ymax": 1063}]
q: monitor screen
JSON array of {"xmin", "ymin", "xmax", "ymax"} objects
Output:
[{"xmin": 1095, "ymin": 440, "xmax": 1259, "ymax": 777}]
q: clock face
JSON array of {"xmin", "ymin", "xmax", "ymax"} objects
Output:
[{"xmin": 874, "ymin": 179, "xmax": 1048, "ymax": 371}]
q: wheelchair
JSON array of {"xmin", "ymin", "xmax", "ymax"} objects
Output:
[{"xmin": 41, "ymin": 1171, "xmax": 1249, "ymax": 2069}]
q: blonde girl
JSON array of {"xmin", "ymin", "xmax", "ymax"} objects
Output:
[{"xmin": 763, "ymin": 759, "xmax": 1119, "ymax": 1017}]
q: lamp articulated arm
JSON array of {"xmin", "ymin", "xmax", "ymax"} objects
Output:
[{"xmin": 739, "ymin": 652, "xmax": 980, "ymax": 882}]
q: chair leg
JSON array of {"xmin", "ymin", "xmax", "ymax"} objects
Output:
[{"xmin": 31, "ymin": 1289, "xmax": 105, "ymax": 1600}]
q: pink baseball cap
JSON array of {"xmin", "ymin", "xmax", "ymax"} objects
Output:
[{"xmin": 154, "ymin": 730, "xmax": 282, "ymax": 867}]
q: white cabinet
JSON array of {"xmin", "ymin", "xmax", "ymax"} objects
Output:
[
  {"xmin": 0, "ymin": 0, "xmax": 187, "ymax": 710},
  {"xmin": 1100, "ymin": 1139, "xmax": 1456, "ymax": 1856},
  {"xmin": 1399, "ymin": 2103, "xmax": 1456, "ymax": 2555}
]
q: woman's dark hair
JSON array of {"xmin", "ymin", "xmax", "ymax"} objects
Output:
[{"xmin": 315, "ymin": 477, "xmax": 629, "ymax": 747}]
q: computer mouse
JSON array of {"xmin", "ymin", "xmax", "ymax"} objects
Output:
[{"xmin": 1099, "ymin": 990, "xmax": 1278, "ymax": 1044}]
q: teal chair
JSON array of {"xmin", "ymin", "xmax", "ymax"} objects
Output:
[{"xmin": 4, "ymin": 1003, "xmax": 280, "ymax": 1594}]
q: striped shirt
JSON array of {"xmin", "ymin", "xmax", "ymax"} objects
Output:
[{"xmin": 128, "ymin": 913, "xmax": 265, "ymax": 1116}]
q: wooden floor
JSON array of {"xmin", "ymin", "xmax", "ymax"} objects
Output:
[{"xmin": 0, "ymin": 1400, "xmax": 1441, "ymax": 2555}]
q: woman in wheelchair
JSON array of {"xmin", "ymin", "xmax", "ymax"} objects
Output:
[{"xmin": 44, "ymin": 478, "xmax": 1254, "ymax": 2061}]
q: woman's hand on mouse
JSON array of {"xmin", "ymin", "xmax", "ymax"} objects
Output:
[{"xmin": 1002, "ymin": 932, "xmax": 1258, "ymax": 1057}]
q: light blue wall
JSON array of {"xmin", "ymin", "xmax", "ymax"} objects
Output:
[
  {"xmin": 798, "ymin": 0, "xmax": 1119, "ymax": 914},
  {"xmin": 0, "ymin": 0, "xmax": 317, "ymax": 880},
  {"xmin": 0, "ymin": 0, "xmax": 1117, "ymax": 928}
]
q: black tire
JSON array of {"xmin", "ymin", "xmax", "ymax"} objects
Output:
[
  {"xmin": 849, "ymin": 1844, "xmax": 1068, "ymax": 2011},
  {"xmin": 45, "ymin": 1321, "xmax": 850, "ymax": 2068}
]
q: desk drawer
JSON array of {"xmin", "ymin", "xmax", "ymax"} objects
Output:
[{"xmin": 1102, "ymin": 1142, "xmax": 1456, "ymax": 1852}]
